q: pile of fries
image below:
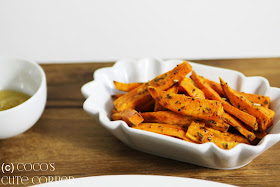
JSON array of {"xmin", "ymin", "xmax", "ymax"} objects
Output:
[{"xmin": 111, "ymin": 61, "xmax": 275, "ymax": 149}]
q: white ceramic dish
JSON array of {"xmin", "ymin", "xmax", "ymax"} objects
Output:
[
  {"xmin": 82, "ymin": 58, "xmax": 280, "ymax": 169},
  {"xmin": 34, "ymin": 175, "xmax": 234, "ymax": 186},
  {"xmin": 0, "ymin": 56, "xmax": 47, "ymax": 139}
]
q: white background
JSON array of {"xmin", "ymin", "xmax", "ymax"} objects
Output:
[{"xmin": 0, "ymin": 0, "xmax": 279, "ymax": 63}]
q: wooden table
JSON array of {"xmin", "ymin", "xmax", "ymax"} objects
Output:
[{"xmin": 1, "ymin": 58, "xmax": 280, "ymax": 186}]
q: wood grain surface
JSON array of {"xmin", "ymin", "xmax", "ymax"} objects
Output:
[{"xmin": 0, "ymin": 58, "xmax": 280, "ymax": 186}]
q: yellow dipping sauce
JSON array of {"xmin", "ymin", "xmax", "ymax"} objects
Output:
[{"xmin": 0, "ymin": 90, "xmax": 31, "ymax": 111}]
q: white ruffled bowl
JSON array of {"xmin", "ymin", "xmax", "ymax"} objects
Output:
[{"xmin": 81, "ymin": 58, "xmax": 280, "ymax": 170}]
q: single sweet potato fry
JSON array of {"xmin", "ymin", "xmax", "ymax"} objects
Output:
[
  {"xmin": 114, "ymin": 81, "xmax": 143, "ymax": 92},
  {"xmin": 141, "ymin": 111, "xmax": 227, "ymax": 132},
  {"xmin": 179, "ymin": 77, "xmax": 205, "ymax": 99},
  {"xmin": 133, "ymin": 123, "xmax": 193, "ymax": 142},
  {"xmin": 121, "ymin": 109, "xmax": 144, "ymax": 126},
  {"xmin": 186, "ymin": 121, "xmax": 249, "ymax": 149},
  {"xmin": 148, "ymin": 86, "xmax": 224, "ymax": 122},
  {"xmin": 114, "ymin": 61, "xmax": 192, "ymax": 112},
  {"xmin": 154, "ymin": 104, "xmax": 168, "ymax": 112},
  {"xmin": 111, "ymin": 108, "xmax": 118, "ymax": 115},
  {"xmin": 154, "ymin": 101, "xmax": 169, "ymax": 112},
  {"xmin": 111, "ymin": 112, "xmax": 122, "ymax": 121},
  {"xmin": 191, "ymin": 71, "xmax": 257, "ymax": 131},
  {"xmin": 148, "ymin": 61, "xmax": 192, "ymax": 89},
  {"xmin": 220, "ymin": 78, "xmax": 275, "ymax": 131},
  {"xmin": 166, "ymin": 82, "xmax": 179, "ymax": 93},
  {"xmin": 200, "ymin": 76, "xmax": 226, "ymax": 97},
  {"xmin": 255, "ymin": 130, "xmax": 267, "ymax": 139},
  {"xmin": 223, "ymin": 104, "xmax": 258, "ymax": 131},
  {"xmin": 154, "ymin": 83, "xmax": 179, "ymax": 111},
  {"xmin": 141, "ymin": 111, "xmax": 193, "ymax": 128},
  {"xmin": 136, "ymin": 99, "xmax": 155, "ymax": 112},
  {"xmin": 205, "ymin": 120, "xmax": 229, "ymax": 132},
  {"xmin": 178, "ymin": 86, "xmax": 187, "ymax": 94},
  {"xmin": 223, "ymin": 113, "xmax": 256, "ymax": 141},
  {"xmin": 112, "ymin": 94, "xmax": 124, "ymax": 100},
  {"xmin": 238, "ymin": 92, "xmax": 270, "ymax": 108}
]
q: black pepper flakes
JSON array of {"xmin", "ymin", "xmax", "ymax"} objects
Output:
[
  {"xmin": 197, "ymin": 132, "xmax": 203, "ymax": 139},
  {"xmin": 175, "ymin": 101, "xmax": 181, "ymax": 104},
  {"xmin": 166, "ymin": 94, "xmax": 172, "ymax": 99},
  {"xmin": 224, "ymin": 143, "xmax": 228, "ymax": 149},
  {"xmin": 154, "ymin": 76, "xmax": 165, "ymax": 82}
]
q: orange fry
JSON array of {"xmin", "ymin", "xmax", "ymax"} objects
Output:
[
  {"xmin": 141, "ymin": 111, "xmax": 193, "ymax": 128},
  {"xmin": 223, "ymin": 113, "xmax": 256, "ymax": 141},
  {"xmin": 179, "ymin": 77, "xmax": 205, "ymax": 99},
  {"xmin": 186, "ymin": 121, "xmax": 249, "ymax": 149},
  {"xmin": 121, "ymin": 109, "xmax": 144, "ymax": 126},
  {"xmin": 133, "ymin": 123, "xmax": 193, "ymax": 142},
  {"xmin": 136, "ymin": 99, "xmax": 155, "ymax": 112},
  {"xmin": 148, "ymin": 86, "xmax": 224, "ymax": 123},
  {"xmin": 205, "ymin": 120, "xmax": 229, "ymax": 132},
  {"xmin": 238, "ymin": 92, "xmax": 270, "ymax": 108},
  {"xmin": 111, "ymin": 112, "xmax": 122, "ymax": 121},
  {"xmin": 112, "ymin": 94, "xmax": 124, "ymax": 100},
  {"xmin": 114, "ymin": 81, "xmax": 143, "ymax": 92},
  {"xmin": 201, "ymin": 77, "xmax": 226, "ymax": 97},
  {"xmin": 154, "ymin": 83, "xmax": 179, "ymax": 112},
  {"xmin": 111, "ymin": 109, "xmax": 118, "ymax": 115},
  {"xmin": 255, "ymin": 130, "xmax": 267, "ymax": 139}
]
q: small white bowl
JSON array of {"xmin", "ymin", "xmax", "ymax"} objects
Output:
[
  {"xmin": 0, "ymin": 57, "xmax": 47, "ymax": 139},
  {"xmin": 82, "ymin": 58, "xmax": 280, "ymax": 169}
]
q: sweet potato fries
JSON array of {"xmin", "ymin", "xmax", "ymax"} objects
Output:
[{"xmin": 111, "ymin": 61, "xmax": 274, "ymax": 149}]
